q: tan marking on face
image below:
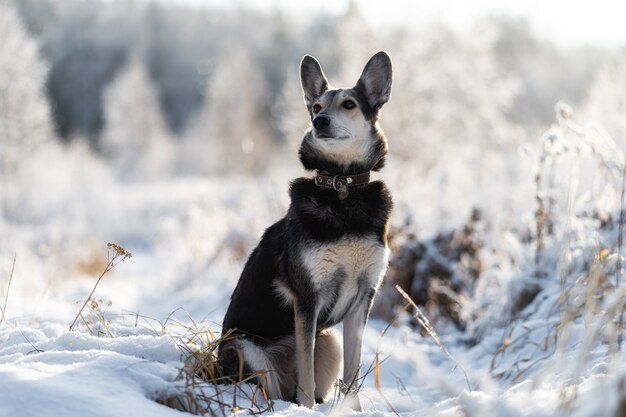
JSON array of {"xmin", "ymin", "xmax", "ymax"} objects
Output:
[{"xmin": 311, "ymin": 90, "xmax": 374, "ymax": 168}]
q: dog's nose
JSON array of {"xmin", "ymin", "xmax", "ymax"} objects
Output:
[{"xmin": 313, "ymin": 115, "xmax": 331, "ymax": 130}]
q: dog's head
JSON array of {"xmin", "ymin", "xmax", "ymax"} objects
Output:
[{"xmin": 298, "ymin": 52, "xmax": 393, "ymax": 174}]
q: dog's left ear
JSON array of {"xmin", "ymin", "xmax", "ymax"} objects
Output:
[
  {"xmin": 355, "ymin": 51, "xmax": 393, "ymax": 110},
  {"xmin": 300, "ymin": 55, "xmax": 330, "ymax": 108}
]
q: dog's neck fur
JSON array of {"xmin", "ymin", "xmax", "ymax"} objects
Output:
[{"xmin": 298, "ymin": 129, "xmax": 387, "ymax": 175}]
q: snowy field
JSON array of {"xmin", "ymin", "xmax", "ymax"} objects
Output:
[{"xmin": 1, "ymin": 1, "xmax": 626, "ymax": 416}]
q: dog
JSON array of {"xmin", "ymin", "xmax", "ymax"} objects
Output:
[{"xmin": 217, "ymin": 51, "xmax": 393, "ymax": 409}]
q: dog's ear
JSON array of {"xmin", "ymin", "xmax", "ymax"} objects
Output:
[
  {"xmin": 355, "ymin": 51, "xmax": 393, "ymax": 110},
  {"xmin": 300, "ymin": 55, "xmax": 330, "ymax": 108}
]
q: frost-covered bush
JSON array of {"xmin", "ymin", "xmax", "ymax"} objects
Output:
[
  {"xmin": 378, "ymin": 103, "xmax": 625, "ymax": 362},
  {"xmin": 464, "ymin": 105, "xmax": 626, "ymax": 350},
  {"xmin": 373, "ymin": 209, "xmax": 483, "ymax": 330}
]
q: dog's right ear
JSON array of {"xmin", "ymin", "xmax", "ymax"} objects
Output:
[{"xmin": 300, "ymin": 55, "xmax": 329, "ymax": 109}]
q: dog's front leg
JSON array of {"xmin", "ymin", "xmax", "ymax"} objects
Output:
[
  {"xmin": 342, "ymin": 302, "xmax": 368, "ymax": 411},
  {"xmin": 294, "ymin": 301, "xmax": 317, "ymax": 407}
]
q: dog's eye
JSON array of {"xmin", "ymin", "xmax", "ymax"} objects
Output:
[
  {"xmin": 342, "ymin": 100, "xmax": 356, "ymax": 110},
  {"xmin": 313, "ymin": 104, "xmax": 321, "ymax": 113}
]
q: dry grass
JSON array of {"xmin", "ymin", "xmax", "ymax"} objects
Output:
[
  {"xmin": 69, "ymin": 243, "xmax": 131, "ymax": 332},
  {"xmin": 396, "ymin": 285, "xmax": 472, "ymax": 391},
  {"xmin": 155, "ymin": 306, "xmax": 425, "ymax": 416},
  {"xmin": 154, "ymin": 318, "xmax": 274, "ymax": 416},
  {"xmin": 554, "ymin": 249, "xmax": 626, "ymax": 409},
  {"xmin": 487, "ymin": 104, "xmax": 626, "ymax": 411},
  {"xmin": 0, "ymin": 253, "xmax": 16, "ymax": 326},
  {"xmin": 81, "ymin": 298, "xmax": 115, "ymax": 338}
]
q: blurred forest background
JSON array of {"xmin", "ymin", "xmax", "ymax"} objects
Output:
[{"xmin": 6, "ymin": 0, "xmax": 625, "ymax": 177}]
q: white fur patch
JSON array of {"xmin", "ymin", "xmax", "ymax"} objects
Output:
[
  {"xmin": 302, "ymin": 235, "xmax": 389, "ymax": 321},
  {"xmin": 234, "ymin": 338, "xmax": 283, "ymax": 398},
  {"xmin": 273, "ymin": 280, "xmax": 296, "ymax": 307},
  {"xmin": 314, "ymin": 131, "xmax": 373, "ymax": 167}
]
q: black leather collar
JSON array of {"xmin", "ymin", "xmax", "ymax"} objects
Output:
[{"xmin": 314, "ymin": 170, "xmax": 371, "ymax": 200}]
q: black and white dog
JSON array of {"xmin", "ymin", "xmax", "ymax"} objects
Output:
[{"xmin": 218, "ymin": 52, "xmax": 393, "ymax": 409}]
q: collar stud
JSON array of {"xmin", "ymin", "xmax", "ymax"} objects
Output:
[{"xmin": 313, "ymin": 170, "xmax": 370, "ymax": 200}]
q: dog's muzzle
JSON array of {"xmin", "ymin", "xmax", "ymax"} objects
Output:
[{"xmin": 312, "ymin": 115, "xmax": 331, "ymax": 130}]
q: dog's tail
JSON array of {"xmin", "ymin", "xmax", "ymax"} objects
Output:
[{"xmin": 217, "ymin": 336, "xmax": 296, "ymax": 401}]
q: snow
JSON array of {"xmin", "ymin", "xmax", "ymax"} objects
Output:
[{"xmin": 0, "ymin": 325, "xmax": 181, "ymax": 417}]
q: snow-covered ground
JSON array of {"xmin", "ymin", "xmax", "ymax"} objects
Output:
[{"xmin": 1, "ymin": 110, "xmax": 625, "ymax": 416}]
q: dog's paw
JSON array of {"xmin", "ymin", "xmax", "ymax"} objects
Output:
[
  {"xmin": 346, "ymin": 393, "xmax": 363, "ymax": 411},
  {"xmin": 296, "ymin": 391, "xmax": 315, "ymax": 408}
]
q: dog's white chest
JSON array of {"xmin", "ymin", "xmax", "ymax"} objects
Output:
[
  {"xmin": 303, "ymin": 236, "xmax": 387, "ymax": 285},
  {"xmin": 302, "ymin": 236, "xmax": 389, "ymax": 320}
]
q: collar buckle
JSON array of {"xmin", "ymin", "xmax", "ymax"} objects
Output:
[{"xmin": 314, "ymin": 170, "xmax": 370, "ymax": 200}]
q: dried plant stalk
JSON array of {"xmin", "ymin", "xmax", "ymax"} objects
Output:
[
  {"xmin": 0, "ymin": 253, "xmax": 16, "ymax": 325},
  {"xmin": 395, "ymin": 285, "xmax": 472, "ymax": 391},
  {"xmin": 617, "ymin": 163, "xmax": 626, "ymax": 350},
  {"xmin": 69, "ymin": 243, "xmax": 131, "ymax": 331}
]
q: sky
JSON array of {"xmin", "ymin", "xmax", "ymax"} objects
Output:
[{"xmin": 178, "ymin": 0, "xmax": 626, "ymax": 48}]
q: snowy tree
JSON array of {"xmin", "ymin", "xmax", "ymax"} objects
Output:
[
  {"xmin": 490, "ymin": 16, "xmax": 604, "ymax": 128},
  {"xmin": 0, "ymin": 0, "xmax": 53, "ymax": 167},
  {"xmin": 42, "ymin": 0, "xmax": 137, "ymax": 141},
  {"xmin": 142, "ymin": 2, "xmax": 219, "ymax": 134},
  {"xmin": 101, "ymin": 57, "xmax": 175, "ymax": 179},
  {"xmin": 383, "ymin": 24, "xmax": 524, "ymax": 172},
  {"xmin": 0, "ymin": 0, "xmax": 56, "ymax": 221},
  {"xmin": 182, "ymin": 47, "xmax": 274, "ymax": 175}
]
